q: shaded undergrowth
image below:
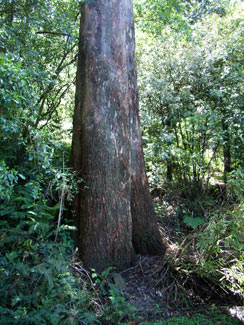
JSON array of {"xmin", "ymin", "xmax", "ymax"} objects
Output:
[{"xmin": 0, "ymin": 171, "xmax": 243, "ymax": 324}]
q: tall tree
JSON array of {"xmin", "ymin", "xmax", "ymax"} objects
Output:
[{"xmin": 71, "ymin": 0, "xmax": 165, "ymax": 271}]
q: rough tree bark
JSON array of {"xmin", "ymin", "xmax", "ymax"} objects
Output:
[{"xmin": 71, "ymin": 0, "xmax": 165, "ymax": 272}]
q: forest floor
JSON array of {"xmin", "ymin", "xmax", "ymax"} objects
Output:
[
  {"xmin": 119, "ymin": 255, "xmax": 243, "ymax": 324},
  {"xmin": 71, "ymin": 192, "xmax": 244, "ymax": 324},
  {"xmin": 115, "ymin": 193, "xmax": 244, "ymax": 324}
]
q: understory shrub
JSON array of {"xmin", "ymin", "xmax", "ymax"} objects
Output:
[
  {"xmin": 0, "ymin": 178, "xmax": 99, "ymax": 324},
  {"xmin": 176, "ymin": 169, "xmax": 244, "ymax": 299}
]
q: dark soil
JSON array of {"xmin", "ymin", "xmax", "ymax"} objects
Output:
[
  {"xmin": 113, "ymin": 189, "xmax": 244, "ymax": 323},
  {"xmin": 118, "ymin": 255, "xmax": 243, "ymax": 323}
]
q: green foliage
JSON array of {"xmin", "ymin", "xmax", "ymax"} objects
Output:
[
  {"xmin": 227, "ymin": 169, "xmax": 244, "ymax": 201},
  {"xmin": 138, "ymin": 0, "xmax": 244, "ymax": 196},
  {"xmin": 172, "ymin": 172, "xmax": 244, "ymax": 298},
  {"xmin": 134, "ymin": 0, "xmax": 227, "ymax": 36},
  {"xmin": 137, "ymin": 0, "xmax": 244, "ymax": 305},
  {"xmin": 195, "ymin": 201, "xmax": 244, "ymax": 296},
  {"xmin": 0, "ymin": 5, "xmax": 91, "ymax": 319},
  {"xmin": 0, "ymin": 0, "xmax": 79, "ymax": 129},
  {"xmin": 165, "ymin": 169, "xmax": 244, "ymax": 298},
  {"xmin": 134, "ymin": 0, "xmax": 189, "ymax": 35},
  {"xmin": 183, "ymin": 216, "xmax": 204, "ymax": 229},
  {"xmin": 0, "ymin": 53, "xmax": 37, "ymax": 163},
  {"xmin": 91, "ymin": 268, "xmax": 136, "ymax": 324},
  {"xmin": 0, "ymin": 182, "xmax": 97, "ymax": 324},
  {"xmin": 102, "ymin": 283, "xmax": 136, "ymax": 324},
  {"xmin": 0, "ymin": 161, "xmax": 18, "ymax": 200}
]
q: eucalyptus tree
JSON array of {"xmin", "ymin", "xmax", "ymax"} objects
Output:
[{"xmin": 71, "ymin": 0, "xmax": 165, "ymax": 271}]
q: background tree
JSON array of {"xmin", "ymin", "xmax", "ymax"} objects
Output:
[
  {"xmin": 137, "ymin": 0, "xmax": 244, "ymax": 297},
  {"xmin": 0, "ymin": 0, "xmax": 79, "ymax": 132},
  {"xmin": 137, "ymin": 3, "xmax": 244, "ymax": 197}
]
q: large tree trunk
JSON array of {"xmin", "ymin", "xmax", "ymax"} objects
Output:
[
  {"xmin": 71, "ymin": 0, "xmax": 165, "ymax": 272},
  {"xmin": 130, "ymin": 73, "xmax": 165, "ymax": 255}
]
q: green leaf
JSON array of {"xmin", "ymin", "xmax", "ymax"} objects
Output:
[
  {"xmin": 18, "ymin": 174, "xmax": 26, "ymax": 180},
  {"xmin": 183, "ymin": 216, "xmax": 204, "ymax": 229}
]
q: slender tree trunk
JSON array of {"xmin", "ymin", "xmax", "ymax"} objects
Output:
[
  {"xmin": 222, "ymin": 116, "xmax": 232, "ymax": 185},
  {"xmin": 71, "ymin": 0, "xmax": 165, "ymax": 271},
  {"xmin": 166, "ymin": 160, "xmax": 173, "ymax": 182},
  {"xmin": 8, "ymin": 1, "xmax": 14, "ymax": 24}
]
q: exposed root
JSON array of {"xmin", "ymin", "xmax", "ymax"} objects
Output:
[{"xmin": 69, "ymin": 253, "xmax": 243, "ymax": 323}]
